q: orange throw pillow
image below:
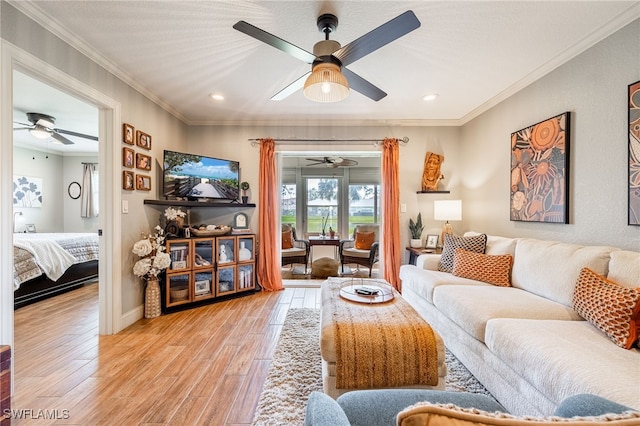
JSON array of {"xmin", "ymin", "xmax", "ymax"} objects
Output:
[
  {"xmin": 451, "ymin": 248, "xmax": 513, "ymax": 287},
  {"xmin": 354, "ymin": 231, "xmax": 375, "ymax": 250},
  {"xmin": 282, "ymin": 230, "xmax": 294, "ymax": 249},
  {"xmin": 572, "ymin": 267, "xmax": 640, "ymax": 349}
]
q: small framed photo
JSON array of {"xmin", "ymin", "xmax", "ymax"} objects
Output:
[
  {"xmin": 195, "ymin": 279, "xmax": 211, "ymax": 296},
  {"xmin": 123, "ymin": 147, "xmax": 134, "ymax": 168},
  {"xmin": 123, "ymin": 123, "xmax": 135, "ymax": 144},
  {"xmin": 123, "ymin": 170, "xmax": 134, "ymax": 190},
  {"xmin": 135, "ymin": 152, "xmax": 152, "ymax": 171},
  {"xmin": 425, "ymin": 234, "xmax": 439, "ymax": 249},
  {"xmin": 135, "ymin": 174, "xmax": 151, "ymax": 191},
  {"xmin": 233, "ymin": 212, "xmax": 248, "ymax": 229},
  {"xmin": 136, "ymin": 130, "xmax": 152, "ymax": 150},
  {"xmin": 26, "ymin": 224, "xmax": 36, "ymax": 233}
]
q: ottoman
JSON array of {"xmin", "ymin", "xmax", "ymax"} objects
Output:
[
  {"xmin": 312, "ymin": 257, "xmax": 339, "ymax": 278},
  {"xmin": 320, "ymin": 277, "xmax": 446, "ymax": 398}
]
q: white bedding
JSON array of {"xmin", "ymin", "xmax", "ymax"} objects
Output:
[{"xmin": 13, "ymin": 233, "xmax": 99, "ymax": 289}]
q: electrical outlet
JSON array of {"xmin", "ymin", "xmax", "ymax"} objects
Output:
[{"xmin": 401, "ymin": 203, "xmax": 407, "ymax": 213}]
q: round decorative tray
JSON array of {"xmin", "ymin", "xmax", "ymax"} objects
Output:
[
  {"xmin": 339, "ymin": 281, "xmax": 395, "ymax": 304},
  {"xmin": 190, "ymin": 226, "xmax": 231, "ymax": 236}
]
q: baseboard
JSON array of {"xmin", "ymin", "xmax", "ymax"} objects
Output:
[{"xmin": 120, "ymin": 305, "xmax": 144, "ymax": 331}]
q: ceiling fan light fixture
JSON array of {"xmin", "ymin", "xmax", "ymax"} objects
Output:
[
  {"xmin": 29, "ymin": 127, "xmax": 50, "ymax": 139},
  {"xmin": 303, "ymin": 63, "xmax": 349, "ymax": 103}
]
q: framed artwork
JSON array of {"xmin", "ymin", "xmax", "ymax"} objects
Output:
[
  {"xmin": 67, "ymin": 181, "xmax": 81, "ymax": 199},
  {"xmin": 628, "ymin": 80, "xmax": 640, "ymax": 226},
  {"xmin": 136, "ymin": 130, "xmax": 152, "ymax": 150},
  {"xmin": 123, "ymin": 123, "xmax": 135, "ymax": 144},
  {"xmin": 123, "ymin": 147, "xmax": 135, "ymax": 168},
  {"xmin": 425, "ymin": 234, "xmax": 439, "ymax": 249},
  {"xmin": 194, "ymin": 278, "xmax": 211, "ymax": 297},
  {"xmin": 135, "ymin": 174, "xmax": 151, "ymax": 191},
  {"xmin": 135, "ymin": 152, "xmax": 152, "ymax": 171},
  {"xmin": 26, "ymin": 224, "xmax": 36, "ymax": 233},
  {"xmin": 510, "ymin": 112, "xmax": 570, "ymax": 223},
  {"xmin": 13, "ymin": 175, "xmax": 43, "ymax": 208},
  {"xmin": 123, "ymin": 171, "xmax": 134, "ymax": 190}
]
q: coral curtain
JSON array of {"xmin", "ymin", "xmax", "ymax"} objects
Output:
[
  {"xmin": 257, "ymin": 138, "xmax": 284, "ymax": 291},
  {"xmin": 381, "ymin": 138, "xmax": 402, "ymax": 290}
]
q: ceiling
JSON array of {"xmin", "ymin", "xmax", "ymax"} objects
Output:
[{"xmin": 10, "ymin": 1, "xmax": 639, "ymax": 155}]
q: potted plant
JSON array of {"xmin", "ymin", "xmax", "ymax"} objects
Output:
[
  {"xmin": 240, "ymin": 181, "xmax": 250, "ymax": 204},
  {"xmin": 409, "ymin": 213, "xmax": 424, "ymax": 248}
]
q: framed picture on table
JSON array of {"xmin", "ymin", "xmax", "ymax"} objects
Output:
[{"xmin": 425, "ymin": 234, "xmax": 439, "ymax": 249}]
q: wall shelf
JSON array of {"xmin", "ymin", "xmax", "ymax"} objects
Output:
[
  {"xmin": 144, "ymin": 199, "xmax": 256, "ymax": 208},
  {"xmin": 416, "ymin": 190, "xmax": 450, "ymax": 194}
]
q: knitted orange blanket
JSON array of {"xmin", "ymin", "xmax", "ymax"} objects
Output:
[{"xmin": 326, "ymin": 278, "xmax": 439, "ymax": 389}]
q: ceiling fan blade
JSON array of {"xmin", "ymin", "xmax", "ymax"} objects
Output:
[
  {"xmin": 13, "ymin": 121, "xmax": 32, "ymax": 126},
  {"xmin": 233, "ymin": 21, "xmax": 317, "ymax": 64},
  {"xmin": 333, "ymin": 10, "xmax": 421, "ymax": 67},
  {"xmin": 12, "ymin": 127, "xmax": 32, "ymax": 131},
  {"xmin": 55, "ymin": 128, "xmax": 98, "ymax": 141},
  {"xmin": 51, "ymin": 132, "xmax": 74, "ymax": 145},
  {"xmin": 342, "ymin": 68, "xmax": 387, "ymax": 101},
  {"xmin": 336, "ymin": 159, "xmax": 359, "ymax": 166},
  {"xmin": 271, "ymin": 71, "xmax": 311, "ymax": 101}
]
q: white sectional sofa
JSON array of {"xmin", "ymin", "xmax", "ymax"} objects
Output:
[{"xmin": 399, "ymin": 233, "xmax": 640, "ymax": 416}]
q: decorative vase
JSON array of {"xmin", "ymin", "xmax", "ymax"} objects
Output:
[
  {"xmin": 241, "ymin": 196, "xmax": 248, "ymax": 204},
  {"xmin": 175, "ymin": 216, "xmax": 185, "ymax": 228},
  {"xmin": 144, "ymin": 277, "xmax": 161, "ymax": 319},
  {"xmin": 410, "ymin": 238, "xmax": 422, "ymax": 248}
]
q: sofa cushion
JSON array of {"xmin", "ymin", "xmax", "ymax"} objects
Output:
[
  {"xmin": 572, "ymin": 268, "xmax": 640, "ymax": 349},
  {"xmin": 452, "ymin": 248, "xmax": 513, "ymax": 287},
  {"xmin": 439, "ymin": 234, "xmax": 487, "ymax": 273},
  {"xmin": 464, "ymin": 232, "xmax": 518, "ymax": 256},
  {"xmin": 433, "ymin": 286, "xmax": 581, "ymax": 342},
  {"xmin": 484, "ymin": 319, "xmax": 640, "ymax": 411},
  {"xmin": 399, "ymin": 265, "xmax": 490, "ymax": 304},
  {"xmin": 555, "ymin": 394, "xmax": 636, "ymax": 418},
  {"xmin": 397, "ymin": 401, "xmax": 640, "ymax": 426},
  {"xmin": 304, "ymin": 391, "xmax": 350, "ymax": 426},
  {"xmin": 511, "ymin": 238, "xmax": 615, "ymax": 307},
  {"xmin": 607, "ymin": 250, "xmax": 640, "ymax": 288}
]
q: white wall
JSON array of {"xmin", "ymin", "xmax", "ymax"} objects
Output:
[
  {"xmin": 13, "ymin": 147, "xmax": 99, "ymax": 233},
  {"xmin": 459, "ymin": 19, "xmax": 640, "ymax": 251}
]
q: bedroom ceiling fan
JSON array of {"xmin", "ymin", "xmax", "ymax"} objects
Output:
[
  {"xmin": 306, "ymin": 156, "xmax": 359, "ymax": 168},
  {"xmin": 13, "ymin": 112, "xmax": 98, "ymax": 145},
  {"xmin": 233, "ymin": 10, "xmax": 421, "ymax": 102}
]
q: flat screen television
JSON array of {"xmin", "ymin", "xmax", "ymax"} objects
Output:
[{"xmin": 163, "ymin": 150, "xmax": 239, "ymax": 201}]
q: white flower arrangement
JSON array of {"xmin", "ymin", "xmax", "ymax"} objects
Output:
[
  {"xmin": 164, "ymin": 207, "xmax": 186, "ymax": 221},
  {"xmin": 132, "ymin": 226, "xmax": 171, "ymax": 280}
]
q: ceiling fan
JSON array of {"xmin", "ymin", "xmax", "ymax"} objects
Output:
[
  {"xmin": 306, "ymin": 156, "xmax": 358, "ymax": 168},
  {"xmin": 13, "ymin": 112, "xmax": 98, "ymax": 145},
  {"xmin": 233, "ymin": 10, "xmax": 420, "ymax": 102}
]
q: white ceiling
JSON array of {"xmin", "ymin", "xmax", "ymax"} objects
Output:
[{"xmin": 10, "ymin": 1, "xmax": 640, "ymax": 154}]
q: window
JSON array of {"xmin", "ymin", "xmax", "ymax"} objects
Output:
[
  {"xmin": 306, "ymin": 178, "xmax": 338, "ymax": 234},
  {"xmin": 348, "ymin": 184, "xmax": 380, "ymax": 235},
  {"xmin": 281, "ymin": 184, "xmax": 296, "ymax": 226}
]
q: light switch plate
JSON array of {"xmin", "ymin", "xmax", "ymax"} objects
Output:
[{"xmin": 122, "ymin": 200, "xmax": 129, "ymax": 214}]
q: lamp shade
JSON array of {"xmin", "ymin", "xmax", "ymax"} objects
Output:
[
  {"xmin": 434, "ymin": 200, "xmax": 462, "ymax": 221},
  {"xmin": 303, "ymin": 63, "xmax": 349, "ymax": 103}
]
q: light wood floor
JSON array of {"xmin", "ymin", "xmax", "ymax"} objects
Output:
[{"xmin": 13, "ymin": 283, "xmax": 321, "ymax": 425}]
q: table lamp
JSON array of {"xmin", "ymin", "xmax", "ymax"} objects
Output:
[
  {"xmin": 433, "ymin": 200, "xmax": 462, "ymax": 246},
  {"xmin": 13, "ymin": 211, "xmax": 23, "ymax": 233}
]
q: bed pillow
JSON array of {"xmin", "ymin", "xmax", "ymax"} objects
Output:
[
  {"xmin": 355, "ymin": 231, "xmax": 375, "ymax": 250},
  {"xmin": 438, "ymin": 233, "xmax": 487, "ymax": 273},
  {"xmin": 282, "ymin": 230, "xmax": 294, "ymax": 249},
  {"xmin": 572, "ymin": 267, "xmax": 640, "ymax": 349},
  {"xmin": 397, "ymin": 402, "xmax": 640, "ymax": 426},
  {"xmin": 452, "ymin": 248, "xmax": 513, "ymax": 287}
]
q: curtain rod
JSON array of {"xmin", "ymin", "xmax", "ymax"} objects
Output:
[{"xmin": 249, "ymin": 137, "xmax": 409, "ymax": 147}]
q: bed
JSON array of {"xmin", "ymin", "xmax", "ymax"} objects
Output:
[{"xmin": 13, "ymin": 233, "xmax": 99, "ymax": 308}]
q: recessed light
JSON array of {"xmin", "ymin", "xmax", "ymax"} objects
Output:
[
  {"xmin": 423, "ymin": 93, "xmax": 439, "ymax": 102},
  {"xmin": 209, "ymin": 93, "xmax": 225, "ymax": 101}
]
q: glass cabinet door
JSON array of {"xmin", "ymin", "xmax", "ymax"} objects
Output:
[
  {"xmin": 217, "ymin": 265, "xmax": 236, "ymax": 295},
  {"xmin": 193, "ymin": 238, "xmax": 214, "ymax": 269},
  {"xmin": 237, "ymin": 236, "xmax": 255, "ymax": 263},
  {"xmin": 193, "ymin": 270, "xmax": 214, "ymax": 300},
  {"xmin": 167, "ymin": 272, "xmax": 191, "ymax": 306},
  {"xmin": 166, "ymin": 239, "xmax": 190, "ymax": 273}
]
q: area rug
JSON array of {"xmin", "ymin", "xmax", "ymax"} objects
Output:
[{"xmin": 251, "ymin": 308, "xmax": 494, "ymax": 426}]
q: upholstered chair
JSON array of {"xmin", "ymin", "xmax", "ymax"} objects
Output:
[
  {"xmin": 339, "ymin": 224, "xmax": 380, "ymax": 277},
  {"xmin": 281, "ymin": 224, "xmax": 310, "ymax": 273}
]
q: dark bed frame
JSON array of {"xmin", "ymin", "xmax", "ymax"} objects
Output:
[{"xmin": 14, "ymin": 260, "xmax": 98, "ymax": 309}]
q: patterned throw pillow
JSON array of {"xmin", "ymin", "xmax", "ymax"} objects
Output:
[
  {"xmin": 354, "ymin": 231, "xmax": 375, "ymax": 250},
  {"xmin": 282, "ymin": 230, "xmax": 294, "ymax": 249},
  {"xmin": 438, "ymin": 234, "xmax": 487, "ymax": 273},
  {"xmin": 452, "ymin": 248, "xmax": 513, "ymax": 286},
  {"xmin": 572, "ymin": 267, "xmax": 640, "ymax": 349}
]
